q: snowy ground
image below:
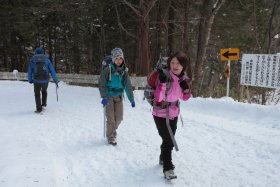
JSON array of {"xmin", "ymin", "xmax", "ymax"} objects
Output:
[{"xmin": 0, "ymin": 80, "xmax": 279, "ymax": 187}]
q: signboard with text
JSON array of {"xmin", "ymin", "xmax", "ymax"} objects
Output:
[{"xmin": 240, "ymin": 54, "xmax": 280, "ymax": 89}]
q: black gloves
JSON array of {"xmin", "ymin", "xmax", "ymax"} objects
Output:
[
  {"xmin": 178, "ymin": 72, "xmax": 189, "ymax": 91},
  {"xmin": 55, "ymin": 80, "xmax": 59, "ymax": 88},
  {"xmin": 178, "ymin": 71, "xmax": 185, "ymax": 78},
  {"xmin": 179, "ymin": 80, "xmax": 189, "ymax": 91},
  {"xmin": 158, "ymin": 70, "xmax": 167, "ymax": 83},
  {"xmin": 158, "ymin": 69, "xmax": 189, "ymax": 92}
]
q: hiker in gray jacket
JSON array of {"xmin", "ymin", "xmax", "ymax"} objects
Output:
[{"xmin": 98, "ymin": 48, "xmax": 135, "ymax": 145}]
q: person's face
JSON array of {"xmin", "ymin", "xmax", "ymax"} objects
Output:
[
  {"xmin": 170, "ymin": 57, "xmax": 183, "ymax": 75},
  {"xmin": 114, "ymin": 56, "xmax": 123, "ymax": 66}
]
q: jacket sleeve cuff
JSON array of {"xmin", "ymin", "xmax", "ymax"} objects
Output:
[
  {"xmin": 182, "ymin": 91, "xmax": 192, "ymax": 101},
  {"xmin": 158, "ymin": 83, "xmax": 167, "ymax": 90}
]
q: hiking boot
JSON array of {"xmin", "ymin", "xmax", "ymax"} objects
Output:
[
  {"xmin": 35, "ymin": 108, "xmax": 42, "ymax": 113},
  {"xmin": 108, "ymin": 139, "xmax": 117, "ymax": 146},
  {"xmin": 164, "ymin": 170, "xmax": 177, "ymax": 180},
  {"xmin": 42, "ymin": 104, "xmax": 47, "ymax": 107},
  {"xmin": 159, "ymin": 155, "xmax": 163, "ymax": 165},
  {"xmin": 159, "ymin": 160, "xmax": 163, "ymax": 165},
  {"xmin": 170, "ymin": 162, "xmax": 175, "ymax": 169}
]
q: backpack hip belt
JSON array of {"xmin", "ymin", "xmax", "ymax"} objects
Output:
[
  {"xmin": 109, "ymin": 88, "xmax": 124, "ymax": 93},
  {"xmin": 153, "ymin": 100, "xmax": 179, "ymax": 109}
]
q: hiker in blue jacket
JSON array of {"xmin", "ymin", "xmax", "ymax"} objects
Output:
[
  {"xmin": 98, "ymin": 47, "xmax": 135, "ymax": 145},
  {"xmin": 28, "ymin": 47, "xmax": 58, "ymax": 113}
]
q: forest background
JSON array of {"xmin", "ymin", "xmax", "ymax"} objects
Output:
[{"xmin": 0, "ymin": 0, "xmax": 280, "ymax": 104}]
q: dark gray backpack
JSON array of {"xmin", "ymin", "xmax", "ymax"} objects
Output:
[
  {"xmin": 144, "ymin": 57, "xmax": 172, "ymax": 106},
  {"xmin": 34, "ymin": 54, "xmax": 49, "ymax": 80}
]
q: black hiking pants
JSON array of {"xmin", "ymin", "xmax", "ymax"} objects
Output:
[
  {"xmin": 34, "ymin": 83, "xmax": 48, "ymax": 111},
  {"xmin": 153, "ymin": 115, "xmax": 178, "ymax": 172}
]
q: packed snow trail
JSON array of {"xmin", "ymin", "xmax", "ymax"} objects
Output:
[{"xmin": 0, "ymin": 80, "xmax": 279, "ymax": 187}]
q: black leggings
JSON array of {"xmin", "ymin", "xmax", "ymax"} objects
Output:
[
  {"xmin": 34, "ymin": 83, "xmax": 48, "ymax": 110},
  {"xmin": 153, "ymin": 115, "xmax": 178, "ymax": 171}
]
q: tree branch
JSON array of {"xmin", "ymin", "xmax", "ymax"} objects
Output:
[
  {"xmin": 212, "ymin": 0, "xmax": 226, "ymax": 16},
  {"xmin": 113, "ymin": 0, "xmax": 137, "ymax": 39},
  {"xmin": 121, "ymin": 0, "xmax": 142, "ymax": 18},
  {"xmin": 143, "ymin": 0, "xmax": 158, "ymax": 20}
]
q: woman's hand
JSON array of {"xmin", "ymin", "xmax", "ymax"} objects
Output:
[{"xmin": 158, "ymin": 70, "xmax": 167, "ymax": 83}]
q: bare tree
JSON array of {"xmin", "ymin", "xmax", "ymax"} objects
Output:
[
  {"xmin": 192, "ymin": 0, "xmax": 226, "ymax": 97},
  {"xmin": 264, "ymin": 0, "xmax": 280, "ymax": 54},
  {"xmin": 182, "ymin": 0, "xmax": 191, "ymax": 53},
  {"xmin": 121, "ymin": 0, "xmax": 158, "ymax": 75},
  {"xmin": 167, "ymin": 0, "xmax": 175, "ymax": 55},
  {"xmin": 261, "ymin": 0, "xmax": 280, "ymax": 105}
]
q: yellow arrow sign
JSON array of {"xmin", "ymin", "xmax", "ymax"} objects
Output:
[{"xmin": 220, "ymin": 48, "xmax": 240, "ymax": 61}]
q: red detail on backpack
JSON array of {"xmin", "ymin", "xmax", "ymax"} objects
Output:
[{"xmin": 148, "ymin": 71, "xmax": 159, "ymax": 88}]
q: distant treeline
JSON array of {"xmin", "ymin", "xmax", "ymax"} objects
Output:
[{"xmin": 0, "ymin": 0, "xmax": 279, "ymax": 101}]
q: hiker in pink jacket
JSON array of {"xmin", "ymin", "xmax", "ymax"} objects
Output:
[{"xmin": 152, "ymin": 51, "xmax": 192, "ymax": 179}]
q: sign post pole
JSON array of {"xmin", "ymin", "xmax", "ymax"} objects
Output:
[
  {"xmin": 220, "ymin": 48, "xmax": 240, "ymax": 97},
  {"xmin": 226, "ymin": 59, "xmax": 230, "ymax": 97}
]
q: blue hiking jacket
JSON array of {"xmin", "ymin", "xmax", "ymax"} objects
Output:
[{"xmin": 28, "ymin": 54, "xmax": 57, "ymax": 84}]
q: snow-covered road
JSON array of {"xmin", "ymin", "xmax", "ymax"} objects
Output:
[{"xmin": 0, "ymin": 80, "xmax": 279, "ymax": 187}]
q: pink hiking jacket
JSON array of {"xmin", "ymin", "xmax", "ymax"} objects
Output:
[{"xmin": 152, "ymin": 70, "xmax": 191, "ymax": 119}]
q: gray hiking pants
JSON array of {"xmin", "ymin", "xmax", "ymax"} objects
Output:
[{"xmin": 106, "ymin": 96, "xmax": 123, "ymax": 141}]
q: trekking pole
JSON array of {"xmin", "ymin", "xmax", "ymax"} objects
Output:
[
  {"xmin": 166, "ymin": 106, "xmax": 179, "ymax": 151},
  {"xmin": 163, "ymin": 74, "xmax": 179, "ymax": 151},
  {"xmin": 55, "ymin": 82, "xmax": 59, "ymax": 102},
  {"xmin": 180, "ymin": 114, "xmax": 184, "ymax": 127},
  {"xmin": 103, "ymin": 106, "xmax": 106, "ymax": 138}
]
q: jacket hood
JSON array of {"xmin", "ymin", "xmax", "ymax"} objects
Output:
[{"xmin": 35, "ymin": 47, "xmax": 44, "ymax": 54}]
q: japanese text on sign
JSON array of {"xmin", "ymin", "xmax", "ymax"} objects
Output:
[{"xmin": 240, "ymin": 54, "xmax": 280, "ymax": 89}]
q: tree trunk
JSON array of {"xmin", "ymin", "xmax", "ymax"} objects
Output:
[
  {"xmin": 10, "ymin": 32, "xmax": 18, "ymax": 71},
  {"xmin": 73, "ymin": 45, "xmax": 80, "ymax": 73},
  {"xmin": 122, "ymin": 0, "xmax": 157, "ymax": 75},
  {"xmin": 261, "ymin": 0, "xmax": 280, "ymax": 105},
  {"xmin": 167, "ymin": 0, "xmax": 175, "ymax": 55},
  {"xmin": 264, "ymin": 0, "xmax": 280, "ymax": 54},
  {"xmin": 153, "ymin": 1, "xmax": 163, "ymax": 64},
  {"xmin": 182, "ymin": 1, "xmax": 190, "ymax": 52},
  {"xmin": 88, "ymin": 23, "xmax": 94, "ymax": 74},
  {"xmin": 3, "ymin": 38, "xmax": 8, "ymax": 71},
  {"xmin": 246, "ymin": 86, "xmax": 251, "ymax": 104},
  {"xmin": 239, "ymin": 85, "xmax": 244, "ymax": 102},
  {"xmin": 48, "ymin": 28, "xmax": 54, "ymax": 66},
  {"xmin": 192, "ymin": 0, "xmax": 226, "ymax": 97},
  {"xmin": 138, "ymin": 1, "xmax": 150, "ymax": 75}
]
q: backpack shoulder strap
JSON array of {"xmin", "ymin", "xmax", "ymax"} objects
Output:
[
  {"xmin": 121, "ymin": 67, "xmax": 132, "ymax": 87},
  {"xmin": 148, "ymin": 70, "xmax": 173, "ymax": 90},
  {"xmin": 162, "ymin": 70, "xmax": 172, "ymax": 99},
  {"xmin": 104, "ymin": 65, "xmax": 111, "ymax": 81}
]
